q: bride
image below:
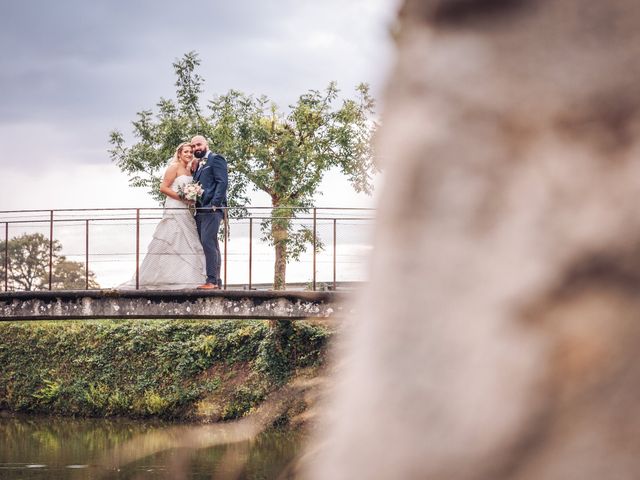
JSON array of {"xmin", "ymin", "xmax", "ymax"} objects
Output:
[{"xmin": 120, "ymin": 142, "xmax": 206, "ymax": 289}]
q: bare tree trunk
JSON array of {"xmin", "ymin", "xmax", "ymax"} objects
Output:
[
  {"xmin": 273, "ymin": 240, "xmax": 287, "ymax": 290},
  {"xmin": 272, "ymin": 216, "xmax": 288, "ymax": 291},
  {"xmin": 305, "ymin": 1, "xmax": 640, "ymax": 479}
]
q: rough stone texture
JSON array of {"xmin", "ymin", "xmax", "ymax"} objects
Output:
[
  {"xmin": 0, "ymin": 290, "xmax": 346, "ymax": 320},
  {"xmin": 307, "ymin": 1, "xmax": 640, "ymax": 479}
]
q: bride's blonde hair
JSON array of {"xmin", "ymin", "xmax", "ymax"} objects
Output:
[{"xmin": 171, "ymin": 142, "xmax": 193, "ymax": 169}]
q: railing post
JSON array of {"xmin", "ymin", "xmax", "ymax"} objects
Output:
[
  {"xmin": 224, "ymin": 210, "xmax": 228, "ymax": 290},
  {"xmin": 249, "ymin": 217, "xmax": 253, "ymax": 290},
  {"xmin": 313, "ymin": 208, "xmax": 317, "ymax": 291},
  {"xmin": 85, "ymin": 219, "xmax": 89, "ymax": 290},
  {"xmin": 135, "ymin": 208, "xmax": 140, "ymax": 290},
  {"xmin": 49, "ymin": 210, "xmax": 53, "ymax": 290},
  {"xmin": 333, "ymin": 218, "xmax": 337, "ymax": 291},
  {"xmin": 4, "ymin": 222, "xmax": 8, "ymax": 291}
]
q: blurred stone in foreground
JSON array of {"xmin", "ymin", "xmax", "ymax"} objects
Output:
[{"xmin": 306, "ymin": 0, "xmax": 640, "ymax": 479}]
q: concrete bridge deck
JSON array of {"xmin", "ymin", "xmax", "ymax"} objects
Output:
[{"xmin": 0, "ymin": 289, "xmax": 349, "ymax": 321}]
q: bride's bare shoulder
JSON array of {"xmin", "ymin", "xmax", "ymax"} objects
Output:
[
  {"xmin": 164, "ymin": 162, "xmax": 179, "ymax": 174},
  {"xmin": 161, "ymin": 162, "xmax": 180, "ymax": 184},
  {"xmin": 176, "ymin": 166, "xmax": 191, "ymax": 177}
]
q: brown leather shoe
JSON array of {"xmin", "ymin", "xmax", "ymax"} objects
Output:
[{"xmin": 196, "ymin": 283, "xmax": 220, "ymax": 290}]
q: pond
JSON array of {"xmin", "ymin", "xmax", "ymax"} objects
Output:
[{"xmin": 0, "ymin": 414, "xmax": 304, "ymax": 479}]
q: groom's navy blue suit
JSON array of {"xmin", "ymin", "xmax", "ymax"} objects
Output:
[{"xmin": 194, "ymin": 151, "xmax": 228, "ymax": 286}]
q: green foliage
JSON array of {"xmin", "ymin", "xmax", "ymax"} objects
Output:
[
  {"xmin": 0, "ymin": 320, "xmax": 331, "ymax": 419},
  {"xmin": 255, "ymin": 320, "xmax": 332, "ymax": 384},
  {"xmin": 221, "ymin": 384, "xmax": 267, "ymax": 420},
  {"xmin": 109, "ymin": 51, "xmax": 378, "ymax": 288},
  {"xmin": 196, "ymin": 334, "xmax": 219, "ymax": 357},
  {"xmin": 138, "ymin": 390, "xmax": 170, "ymax": 415},
  {"xmin": 32, "ymin": 379, "xmax": 62, "ymax": 404},
  {"xmin": 84, "ymin": 383, "xmax": 110, "ymax": 411},
  {"xmin": 105, "ymin": 389, "xmax": 130, "ymax": 415},
  {"xmin": 0, "ymin": 233, "xmax": 99, "ymax": 291},
  {"xmin": 256, "ymin": 322, "xmax": 296, "ymax": 384},
  {"xmin": 50, "ymin": 259, "xmax": 100, "ymax": 290}
]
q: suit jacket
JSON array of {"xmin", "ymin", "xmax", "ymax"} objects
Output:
[{"xmin": 194, "ymin": 152, "xmax": 228, "ymax": 210}]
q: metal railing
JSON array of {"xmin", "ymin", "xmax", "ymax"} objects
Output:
[{"xmin": 0, "ymin": 207, "xmax": 376, "ymax": 292}]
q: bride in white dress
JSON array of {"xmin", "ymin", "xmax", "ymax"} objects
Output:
[{"xmin": 120, "ymin": 142, "xmax": 206, "ymax": 289}]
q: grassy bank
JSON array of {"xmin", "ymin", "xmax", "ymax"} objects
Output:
[{"xmin": 0, "ymin": 319, "xmax": 331, "ymax": 421}]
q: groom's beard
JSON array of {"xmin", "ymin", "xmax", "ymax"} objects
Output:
[{"xmin": 194, "ymin": 150, "xmax": 206, "ymax": 158}]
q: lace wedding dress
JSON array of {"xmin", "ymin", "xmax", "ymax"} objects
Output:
[{"xmin": 119, "ymin": 175, "xmax": 206, "ymax": 289}]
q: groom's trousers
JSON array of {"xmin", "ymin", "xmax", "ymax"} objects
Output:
[{"xmin": 195, "ymin": 210, "xmax": 223, "ymax": 286}]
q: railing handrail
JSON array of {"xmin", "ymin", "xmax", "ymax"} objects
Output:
[
  {"xmin": 0, "ymin": 206, "xmax": 376, "ymax": 293},
  {"xmin": 0, "ymin": 205, "xmax": 376, "ymax": 215}
]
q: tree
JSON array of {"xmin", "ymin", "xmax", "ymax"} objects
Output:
[
  {"xmin": 109, "ymin": 51, "xmax": 378, "ymax": 289},
  {"xmin": 0, "ymin": 233, "xmax": 99, "ymax": 291},
  {"xmin": 48, "ymin": 259, "xmax": 100, "ymax": 290}
]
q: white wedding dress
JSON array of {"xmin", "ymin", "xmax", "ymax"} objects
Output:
[{"xmin": 119, "ymin": 175, "xmax": 206, "ymax": 290}]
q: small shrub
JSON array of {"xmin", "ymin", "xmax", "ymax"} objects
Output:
[
  {"xmin": 84, "ymin": 383, "xmax": 110, "ymax": 411},
  {"xmin": 33, "ymin": 379, "xmax": 61, "ymax": 404},
  {"xmin": 107, "ymin": 389, "xmax": 131, "ymax": 415},
  {"xmin": 196, "ymin": 334, "xmax": 219, "ymax": 358},
  {"xmin": 221, "ymin": 385, "xmax": 267, "ymax": 420},
  {"xmin": 141, "ymin": 390, "xmax": 170, "ymax": 415}
]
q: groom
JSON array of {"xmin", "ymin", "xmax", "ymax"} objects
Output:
[{"xmin": 191, "ymin": 135, "xmax": 228, "ymax": 290}]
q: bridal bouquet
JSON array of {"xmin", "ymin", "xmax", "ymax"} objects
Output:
[{"xmin": 177, "ymin": 181, "xmax": 204, "ymax": 215}]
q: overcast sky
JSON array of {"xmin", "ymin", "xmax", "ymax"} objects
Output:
[{"xmin": 0, "ymin": 0, "xmax": 399, "ymax": 211}]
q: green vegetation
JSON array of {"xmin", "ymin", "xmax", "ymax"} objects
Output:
[{"xmin": 0, "ymin": 320, "xmax": 330, "ymax": 420}]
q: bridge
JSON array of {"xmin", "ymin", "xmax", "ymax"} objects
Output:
[
  {"xmin": 0, "ymin": 289, "xmax": 349, "ymax": 321},
  {"xmin": 0, "ymin": 206, "xmax": 370, "ymax": 320}
]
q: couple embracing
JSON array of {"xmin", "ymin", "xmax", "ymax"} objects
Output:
[{"xmin": 120, "ymin": 135, "xmax": 228, "ymax": 290}]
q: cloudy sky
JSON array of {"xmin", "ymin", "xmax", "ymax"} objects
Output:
[{"xmin": 0, "ymin": 0, "xmax": 399, "ymax": 211}]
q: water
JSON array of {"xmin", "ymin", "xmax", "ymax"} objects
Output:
[{"xmin": 0, "ymin": 415, "xmax": 304, "ymax": 479}]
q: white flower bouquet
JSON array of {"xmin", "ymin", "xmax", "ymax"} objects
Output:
[{"xmin": 177, "ymin": 181, "xmax": 204, "ymax": 215}]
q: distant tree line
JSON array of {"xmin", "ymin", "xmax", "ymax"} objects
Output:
[{"xmin": 0, "ymin": 233, "xmax": 99, "ymax": 291}]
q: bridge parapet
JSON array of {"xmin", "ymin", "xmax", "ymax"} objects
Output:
[{"xmin": 0, "ymin": 290, "xmax": 349, "ymax": 321}]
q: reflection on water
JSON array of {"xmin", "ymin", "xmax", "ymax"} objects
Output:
[{"xmin": 0, "ymin": 414, "xmax": 303, "ymax": 479}]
